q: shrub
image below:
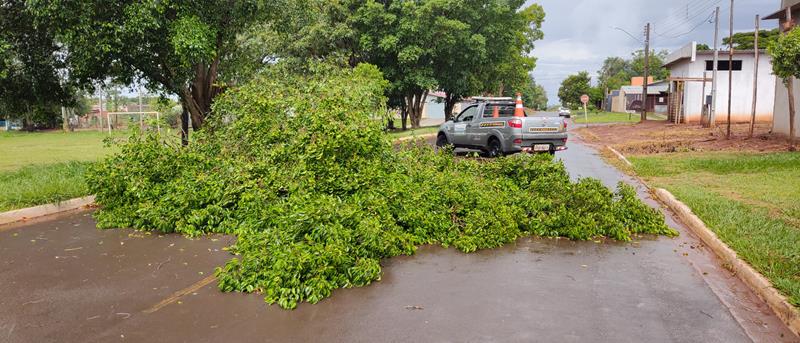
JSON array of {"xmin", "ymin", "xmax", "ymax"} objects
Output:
[{"xmin": 87, "ymin": 62, "xmax": 676, "ymax": 309}]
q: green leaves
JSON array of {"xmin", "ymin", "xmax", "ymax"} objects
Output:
[
  {"xmin": 769, "ymin": 27, "xmax": 800, "ymax": 81},
  {"xmin": 89, "ymin": 62, "xmax": 675, "ymax": 310},
  {"xmin": 170, "ymin": 15, "xmax": 217, "ymax": 67}
]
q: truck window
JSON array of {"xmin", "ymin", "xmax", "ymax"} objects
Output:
[
  {"xmin": 482, "ymin": 105, "xmax": 516, "ymax": 118},
  {"xmin": 456, "ymin": 106, "xmax": 478, "ymax": 122}
]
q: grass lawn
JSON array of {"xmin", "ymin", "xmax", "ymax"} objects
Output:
[
  {"xmin": 572, "ymin": 111, "xmax": 640, "ymax": 124},
  {"xmin": 0, "ymin": 130, "xmax": 123, "ymax": 171},
  {"xmin": 387, "ymin": 126, "xmax": 439, "ymax": 139},
  {"xmin": 0, "ymin": 162, "xmax": 92, "ymax": 212},
  {"xmin": 0, "ymin": 130, "xmax": 128, "ymax": 211},
  {"xmin": 572, "ymin": 111, "xmax": 668, "ymax": 124},
  {"xmin": 630, "ymin": 152, "xmax": 800, "ymax": 306}
]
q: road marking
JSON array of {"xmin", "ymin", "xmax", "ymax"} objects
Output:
[{"xmin": 143, "ymin": 275, "xmax": 217, "ymax": 314}]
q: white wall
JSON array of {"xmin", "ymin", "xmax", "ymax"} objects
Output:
[
  {"xmin": 773, "ymin": 78, "xmax": 800, "ymax": 137},
  {"xmin": 670, "ymin": 53, "xmax": 775, "ymax": 123}
]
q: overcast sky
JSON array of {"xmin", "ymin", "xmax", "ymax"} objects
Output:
[{"xmin": 527, "ymin": 0, "xmax": 780, "ymax": 105}]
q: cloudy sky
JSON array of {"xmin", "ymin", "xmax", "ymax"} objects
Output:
[{"xmin": 527, "ymin": 0, "xmax": 781, "ymax": 105}]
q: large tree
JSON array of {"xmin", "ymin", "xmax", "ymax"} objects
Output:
[
  {"xmin": 437, "ymin": 0, "xmax": 544, "ymax": 121},
  {"xmin": 558, "ymin": 71, "xmax": 592, "ymax": 109},
  {"xmin": 28, "ymin": 0, "xmax": 279, "ymax": 137},
  {"xmin": 596, "ymin": 57, "xmax": 632, "ymax": 92},
  {"xmin": 269, "ymin": 0, "xmax": 543, "ymax": 127},
  {"xmin": 630, "ymin": 49, "xmax": 669, "ymax": 81},
  {"xmin": 724, "ymin": 28, "xmax": 780, "ymax": 50},
  {"xmin": 0, "ymin": 0, "xmax": 75, "ymax": 130},
  {"xmin": 769, "ymin": 27, "xmax": 800, "ymax": 151}
]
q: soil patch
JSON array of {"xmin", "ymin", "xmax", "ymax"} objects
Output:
[{"xmin": 575, "ymin": 121, "xmax": 791, "ymax": 155}]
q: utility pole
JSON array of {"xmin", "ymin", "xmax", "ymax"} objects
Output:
[
  {"xmin": 710, "ymin": 7, "xmax": 721, "ymax": 127},
  {"xmin": 138, "ymin": 87, "xmax": 144, "ymax": 129},
  {"xmin": 642, "ymin": 23, "xmax": 651, "ymax": 121},
  {"xmin": 97, "ymin": 90, "xmax": 103, "ymax": 130},
  {"xmin": 750, "ymin": 15, "xmax": 760, "ymax": 138},
  {"xmin": 726, "ymin": 0, "xmax": 735, "ymax": 139}
]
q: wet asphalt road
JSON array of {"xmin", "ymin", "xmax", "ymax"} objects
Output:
[{"xmin": 0, "ymin": 119, "xmax": 797, "ymax": 342}]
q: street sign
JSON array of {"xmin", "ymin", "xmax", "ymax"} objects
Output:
[{"xmin": 581, "ymin": 94, "xmax": 589, "ymax": 128}]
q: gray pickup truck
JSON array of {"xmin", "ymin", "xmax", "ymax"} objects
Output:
[{"xmin": 436, "ymin": 98, "xmax": 568, "ymax": 156}]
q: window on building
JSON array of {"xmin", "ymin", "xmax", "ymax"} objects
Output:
[{"xmin": 705, "ymin": 60, "xmax": 743, "ymax": 71}]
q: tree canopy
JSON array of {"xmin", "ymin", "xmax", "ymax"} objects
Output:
[
  {"xmin": 630, "ymin": 49, "xmax": 669, "ymax": 82},
  {"xmin": 264, "ymin": 0, "xmax": 544, "ymax": 127},
  {"xmin": 558, "ymin": 71, "xmax": 592, "ymax": 109},
  {"xmin": 597, "ymin": 57, "xmax": 633, "ymax": 92},
  {"xmin": 724, "ymin": 28, "xmax": 780, "ymax": 50},
  {"xmin": 0, "ymin": 0, "xmax": 75, "ymax": 130},
  {"xmin": 768, "ymin": 27, "xmax": 800, "ymax": 149},
  {"xmin": 28, "ymin": 0, "xmax": 280, "ymax": 133}
]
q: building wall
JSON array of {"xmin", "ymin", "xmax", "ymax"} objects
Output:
[
  {"xmin": 421, "ymin": 96, "xmax": 445, "ymax": 119},
  {"xmin": 772, "ymin": 1, "xmax": 800, "ymax": 137},
  {"xmin": 773, "ymin": 78, "xmax": 800, "ymax": 137},
  {"xmin": 670, "ymin": 53, "xmax": 775, "ymax": 123},
  {"xmin": 611, "ymin": 93, "xmax": 626, "ymax": 113}
]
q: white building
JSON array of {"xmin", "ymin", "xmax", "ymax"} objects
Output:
[
  {"xmin": 664, "ymin": 42, "xmax": 775, "ymax": 124},
  {"xmin": 765, "ymin": 0, "xmax": 800, "ymax": 139}
]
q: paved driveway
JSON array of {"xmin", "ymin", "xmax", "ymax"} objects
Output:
[{"xmin": 0, "ymin": 120, "xmax": 795, "ymax": 342}]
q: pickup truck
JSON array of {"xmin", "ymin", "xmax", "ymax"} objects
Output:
[{"xmin": 436, "ymin": 97, "xmax": 568, "ymax": 156}]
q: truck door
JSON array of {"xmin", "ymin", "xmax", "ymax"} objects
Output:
[
  {"xmin": 452, "ymin": 105, "xmax": 478, "ymax": 145},
  {"xmin": 469, "ymin": 104, "xmax": 512, "ymax": 145}
]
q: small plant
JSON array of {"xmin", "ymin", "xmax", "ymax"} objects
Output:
[{"xmin": 88, "ymin": 62, "xmax": 676, "ymax": 309}]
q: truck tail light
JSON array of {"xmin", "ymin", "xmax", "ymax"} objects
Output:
[
  {"xmin": 513, "ymin": 138, "xmax": 522, "ymax": 144},
  {"xmin": 508, "ymin": 119, "xmax": 522, "ymax": 128},
  {"xmin": 563, "ymin": 121, "xmax": 568, "ymax": 131}
]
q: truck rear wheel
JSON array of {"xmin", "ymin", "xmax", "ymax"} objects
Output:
[{"xmin": 487, "ymin": 138, "xmax": 503, "ymax": 158}]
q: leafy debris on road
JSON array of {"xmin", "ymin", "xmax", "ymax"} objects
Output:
[{"xmin": 88, "ymin": 63, "xmax": 676, "ymax": 309}]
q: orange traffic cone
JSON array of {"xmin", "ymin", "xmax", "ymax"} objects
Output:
[
  {"xmin": 514, "ymin": 93, "xmax": 524, "ymax": 117},
  {"xmin": 492, "ymin": 105, "xmax": 500, "ymax": 118}
]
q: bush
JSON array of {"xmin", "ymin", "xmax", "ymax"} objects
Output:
[{"xmin": 87, "ymin": 62, "xmax": 676, "ymax": 309}]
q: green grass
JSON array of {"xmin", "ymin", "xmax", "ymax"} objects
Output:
[
  {"xmin": 630, "ymin": 152, "xmax": 800, "ymax": 306},
  {"xmin": 0, "ymin": 130, "xmax": 127, "ymax": 211},
  {"xmin": 0, "ymin": 161, "xmax": 91, "ymax": 212},
  {"xmin": 0, "ymin": 130, "xmax": 123, "ymax": 171},
  {"xmin": 572, "ymin": 111, "xmax": 641, "ymax": 124},
  {"xmin": 387, "ymin": 126, "xmax": 439, "ymax": 139}
]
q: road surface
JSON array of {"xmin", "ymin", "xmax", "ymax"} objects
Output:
[{"xmin": 0, "ymin": 116, "xmax": 796, "ymax": 342}]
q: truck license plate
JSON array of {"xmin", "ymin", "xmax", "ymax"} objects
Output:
[{"xmin": 533, "ymin": 144, "xmax": 551, "ymax": 152}]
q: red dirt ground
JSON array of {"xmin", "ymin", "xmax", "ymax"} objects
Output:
[{"xmin": 575, "ymin": 120, "xmax": 794, "ymax": 155}]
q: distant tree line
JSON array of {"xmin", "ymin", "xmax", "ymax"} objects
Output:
[{"xmin": 557, "ymin": 49, "xmax": 669, "ymax": 109}]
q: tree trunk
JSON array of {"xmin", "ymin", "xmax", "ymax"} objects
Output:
[
  {"xmin": 787, "ymin": 77, "xmax": 797, "ymax": 151},
  {"xmin": 180, "ymin": 106, "xmax": 189, "ymax": 146},
  {"xmin": 444, "ymin": 93, "xmax": 459, "ymax": 121},
  {"xmin": 179, "ymin": 60, "xmax": 223, "ymax": 132},
  {"xmin": 400, "ymin": 100, "xmax": 408, "ymax": 131},
  {"xmin": 406, "ymin": 90, "xmax": 427, "ymax": 129}
]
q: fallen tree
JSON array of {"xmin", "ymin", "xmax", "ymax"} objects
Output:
[{"xmin": 88, "ymin": 63, "xmax": 676, "ymax": 309}]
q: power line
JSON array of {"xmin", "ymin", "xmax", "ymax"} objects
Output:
[
  {"xmin": 655, "ymin": 0, "xmax": 722, "ymax": 37},
  {"xmin": 658, "ymin": 10, "xmax": 716, "ymax": 39},
  {"xmin": 651, "ymin": 0, "xmax": 718, "ymax": 31},
  {"xmin": 651, "ymin": 0, "xmax": 705, "ymax": 29}
]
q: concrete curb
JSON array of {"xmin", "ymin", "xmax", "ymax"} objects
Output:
[
  {"xmin": 0, "ymin": 196, "xmax": 96, "ymax": 227},
  {"xmin": 654, "ymin": 188, "xmax": 800, "ymax": 337},
  {"xmin": 606, "ymin": 145, "xmax": 633, "ymax": 167}
]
